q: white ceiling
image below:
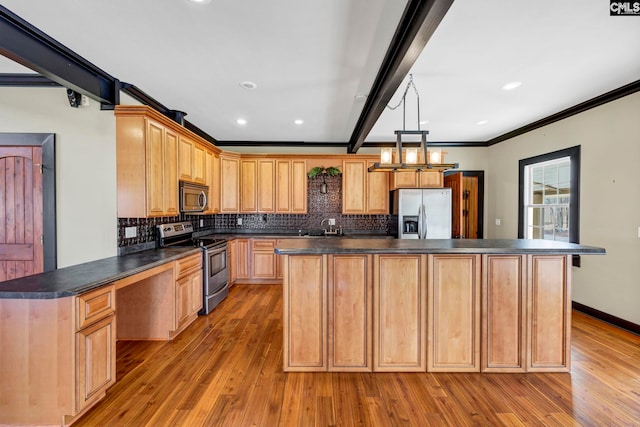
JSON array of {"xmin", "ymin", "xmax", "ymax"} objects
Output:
[{"xmin": 1, "ymin": 0, "xmax": 639, "ymax": 146}]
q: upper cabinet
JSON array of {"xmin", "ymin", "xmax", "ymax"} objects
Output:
[
  {"xmin": 342, "ymin": 159, "xmax": 389, "ymax": 214},
  {"xmin": 205, "ymin": 148, "xmax": 220, "ymax": 214},
  {"xmin": 220, "ymin": 153, "xmax": 240, "ymax": 213},
  {"xmin": 115, "ymin": 106, "xmax": 220, "ymax": 218},
  {"xmin": 276, "ymin": 159, "xmax": 307, "ymax": 214},
  {"xmin": 389, "ymin": 170, "xmax": 443, "ymax": 190}
]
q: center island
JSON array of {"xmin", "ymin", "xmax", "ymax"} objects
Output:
[{"xmin": 275, "ymin": 238, "xmax": 605, "ymax": 373}]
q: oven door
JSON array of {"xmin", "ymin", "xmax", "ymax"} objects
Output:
[{"xmin": 204, "ymin": 243, "xmax": 229, "ymax": 296}]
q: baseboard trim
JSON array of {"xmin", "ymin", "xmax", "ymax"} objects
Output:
[{"xmin": 572, "ymin": 301, "xmax": 640, "ymax": 335}]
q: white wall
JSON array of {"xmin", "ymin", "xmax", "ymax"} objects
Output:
[
  {"xmin": 0, "ymin": 87, "xmax": 117, "ymax": 267},
  {"xmin": 487, "ymin": 92, "xmax": 640, "ymax": 324}
]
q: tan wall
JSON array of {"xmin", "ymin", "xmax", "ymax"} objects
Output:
[
  {"xmin": 0, "ymin": 87, "xmax": 117, "ymax": 267},
  {"xmin": 487, "ymin": 92, "xmax": 640, "ymax": 324}
]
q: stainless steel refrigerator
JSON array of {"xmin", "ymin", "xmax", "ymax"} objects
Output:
[{"xmin": 393, "ymin": 188, "xmax": 452, "ymax": 239}]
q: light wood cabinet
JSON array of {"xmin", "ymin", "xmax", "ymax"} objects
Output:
[
  {"xmin": 75, "ymin": 314, "xmax": 116, "ymax": 412},
  {"xmin": 228, "ymin": 239, "xmax": 237, "ymax": 286},
  {"xmin": 276, "ymin": 159, "xmax": 307, "ymax": 213},
  {"xmin": 240, "ymin": 159, "xmax": 257, "ymax": 212},
  {"xmin": 373, "ymin": 254, "xmax": 427, "ymax": 371},
  {"xmin": 175, "ymin": 253, "xmax": 203, "ymax": 330},
  {"xmin": 283, "ymin": 254, "xmax": 327, "ymax": 371},
  {"xmin": 220, "ymin": 154, "xmax": 240, "ymax": 212},
  {"xmin": 328, "ymin": 255, "xmax": 372, "ymax": 371},
  {"xmin": 178, "ymin": 135, "xmax": 206, "ymax": 184},
  {"xmin": 116, "ymin": 111, "xmax": 179, "ymax": 217},
  {"xmin": 527, "ymin": 254, "xmax": 571, "ymax": 372},
  {"xmin": 276, "ymin": 239, "xmax": 285, "ymax": 279},
  {"xmin": 205, "ymin": 149, "xmax": 220, "ymax": 214},
  {"xmin": 428, "ymin": 254, "xmax": 481, "ymax": 372},
  {"xmin": 258, "ymin": 160, "xmax": 275, "ymax": 212},
  {"xmin": 235, "ymin": 238, "xmax": 250, "ymax": 280},
  {"xmin": 342, "ymin": 159, "xmax": 389, "ymax": 214},
  {"xmin": 482, "ymin": 255, "xmax": 526, "ymax": 372},
  {"xmin": 251, "ymin": 239, "xmax": 277, "ymax": 279},
  {"xmin": 389, "ymin": 170, "xmax": 443, "ymax": 190}
]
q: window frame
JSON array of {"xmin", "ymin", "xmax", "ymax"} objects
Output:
[{"xmin": 518, "ymin": 145, "xmax": 581, "ymax": 265}]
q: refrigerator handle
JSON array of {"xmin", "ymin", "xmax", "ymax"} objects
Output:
[
  {"xmin": 417, "ymin": 204, "xmax": 423, "ymax": 239},
  {"xmin": 421, "ymin": 203, "xmax": 428, "ymax": 239}
]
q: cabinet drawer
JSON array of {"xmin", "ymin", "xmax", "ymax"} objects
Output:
[
  {"xmin": 252, "ymin": 239, "xmax": 276, "ymax": 251},
  {"xmin": 176, "ymin": 253, "xmax": 202, "ymax": 278},
  {"xmin": 76, "ymin": 285, "xmax": 115, "ymax": 330}
]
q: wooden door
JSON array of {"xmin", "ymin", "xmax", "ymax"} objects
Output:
[
  {"xmin": 0, "ymin": 146, "xmax": 44, "ymax": 281},
  {"xmin": 463, "ymin": 176, "xmax": 479, "ymax": 238},
  {"xmin": 444, "ymin": 172, "xmax": 464, "ymax": 238}
]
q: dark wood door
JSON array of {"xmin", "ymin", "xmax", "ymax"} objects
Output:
[
  {"xmin": 444, "ymin": 172, "xmax": 464, "ymax": 238},
  {"xmin": 0, "ymin": 146, "xmax": 44, "ymax": 281}
]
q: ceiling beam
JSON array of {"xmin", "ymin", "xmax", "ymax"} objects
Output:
[
  {"xmin": 347, "ymin": 0, "xmax": 454, "ymax": 154},
  {"xmin": 0, "ymin": 5, "xmax": 119, "ymax": 106}
]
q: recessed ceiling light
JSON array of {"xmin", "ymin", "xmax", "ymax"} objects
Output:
[
  {"xmin": 236, "ymin": 118, "xmax": 247, "ymax": 125},
  {"xmin": 294, "ymin": 119, "xmax": 304, "ymax": 125},
  {"xmin": 477, "ymin": 120, "xmax": 489, "ymax": 125},
  {"xmin": 240, "ymin": 81, "xmax": 257, "ymax": 90},
  {"xmin": 502, "ymin": 81, "xmax": 522, "ymax": 91}
]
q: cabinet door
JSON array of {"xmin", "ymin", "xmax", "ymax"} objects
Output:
[
  {"xmin": 178, "ymin": 136, "xmax": 193, "ymax": 182},
  {"xmin": 76, "ymin": 315, "xmax": 116, "ymax": 412},
  {"xmin": 482, "ymin": 255, "xmax": 526, "ymax": 372},
  {"xmin": 389, "ymin": 171, "xmax": 418, "ymax": 190},
  {"xmin": 374, "ymin": 255, "xmax": 427, "ymax": 371},
  {"xmin": 235, "ymin": 239, "xmax": 250, "ymax": 279},
  {"xmin": 428, "ymin": 254, "xmax": 480, "ymax": 372},
  {"xmin": 251, "ymin": 239, "xmax": 276, "ymax": 279},
  {"xmin": 283, "ymin": 255, "xmax": 327, "ymax": 371},
  {"xmin": 257, "ymin": 160, "xmax": 275, "ymax": 213},
  {"xmin": 204, "ymin": 150, "xmax": 220, "ymax": 214},
  {"xmin": 175, "ymin": 276, "xmax": 191, "ymax": 330},
  {"xmin": 527, "ymin": 255, "xmax": 571, "ymax": 372},
  {"xmin": 291, "ymin": 160, "xmax": 307, "ymax": 213},
  {"xmin": 366, "ymin": 161, "xmax": 389, "ymax": 214},
  {"xmin": 163, "ymin": 129, "xmax": 179, "ymax": 216},
  {"xmin": 192, "ymin": 142, "xmax": 206, "ymax": 184},
  {"xmin": 419, "ymin": 171, "xmax": 443, "ymax": 188},
  {"xmin": 189, "ymin": 270, "xmax": 203, "ymax": 315},
  {"xmin": 276, "ymin": 240, "xmax": 284, "ymax": 279},
  {"xmin": 276, "ymin": 160, "xmax": 291, "ymax": 213},
  {"xmin": 342, "ymin": 160, "xmax": 366, "ymax": 214},
  {"xmin": 220, "ymin": 156, "xmax": 240, "ymax": 212},
  {"xmin": 328, "ymin": 255, "xmax": 371, "ymax": 371},
  {"xmin": 145, "ymin": 120, "xmax": 165, "ymax": 216},
  {"xmin": 240, "ymin": 160, "xmax": 257, "ymax": 213},
  {"xmin": 228, "ymin": 239, "xmax": 237, "ymax": 285}
]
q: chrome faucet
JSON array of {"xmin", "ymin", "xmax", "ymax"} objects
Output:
[{"xmin": 321, "ymin": 218, "xmax": 338, "ymax": 235}]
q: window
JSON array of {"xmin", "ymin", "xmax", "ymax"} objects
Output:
[{"xmin": 518, "ymin": 146, "xmax": 580, "ymax": 263}]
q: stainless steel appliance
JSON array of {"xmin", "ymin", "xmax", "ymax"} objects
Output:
[
  {"xmin": 393, "ymin": 188, "xmax": 452, "ymax": 239},
  {"xmin": 157, "ymin": 222, "xmax": 228, "ymax": 314},
  {"xmin": 180, "ymin": 181, "xmax": 209, "ymax": 213}
]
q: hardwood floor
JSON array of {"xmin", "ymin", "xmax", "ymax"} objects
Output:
[{"xmin": 75, "ymin": 284, "xmax": 640, "ymax": 427}]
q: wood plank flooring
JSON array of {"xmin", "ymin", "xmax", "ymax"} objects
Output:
[{"xmin": 75, "ymin": 284, "xmax": 640, "ymax": 427}]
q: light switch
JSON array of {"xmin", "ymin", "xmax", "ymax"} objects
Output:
[
  {"xmin": 495, "ymin": 219, "xmax": 501, "ymax": 226},
  {"xmin": 237, "ymin": 218, "xmax": 243, "ymax": 225}
]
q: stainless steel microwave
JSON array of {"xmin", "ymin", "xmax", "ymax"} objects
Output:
[{"xmin": 180, "ymin": 181, "xmax": 209, "ymax": 213}]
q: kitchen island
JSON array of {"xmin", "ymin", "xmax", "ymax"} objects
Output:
[{"xmin": 275, "ymin": 238, "xmax": 605, "ymax": 373}]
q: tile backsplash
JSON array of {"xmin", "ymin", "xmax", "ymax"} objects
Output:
[{"xmin": 118, "ymin": 175, "xmax": 391, "ymax": 248}]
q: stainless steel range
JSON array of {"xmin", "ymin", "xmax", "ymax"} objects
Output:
[{"xmin": 157, "ymin": 222, "xmax": 229, "ymax": 314}]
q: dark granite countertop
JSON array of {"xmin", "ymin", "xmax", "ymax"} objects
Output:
[
  {"xmin": 0, "ymin": 247, "xmax": 201, "ymax": 299},
  {"xmin": 274, "ymin": 238, "xmax": 606, "ymax": 255}
]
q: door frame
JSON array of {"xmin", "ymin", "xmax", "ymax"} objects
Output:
[{"xmin": 0, "ymin": 133, "xmax": 56, "ymax": 271}]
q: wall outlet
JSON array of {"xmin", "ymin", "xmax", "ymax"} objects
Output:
[
  {"xmin": 199, "ymin": 219, "xmax": 204, "ymax": 227},
  {"xmin": 124, "ymin": 226, "xmax": 137, "ymax": 238},
  {"xmin": 637, "ymin": 226, "xmax": 640, "ymax": 238},
  {"xmin": 237, "ymin": 218, "xmax": 243, "ymax": 225},
  {"xmin": 495, "ymin": 219, "xmax": 501, "ymax": 226},
  {"xmin": 328, "ymin": 218, "xmax": 336, "ymax": 226}
]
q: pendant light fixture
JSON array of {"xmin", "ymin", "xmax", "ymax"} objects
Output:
[{"xmin": 369, "ymin": 74, "xmax": 458, "ymax": 173}]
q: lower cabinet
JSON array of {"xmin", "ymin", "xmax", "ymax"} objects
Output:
[
  {"xmin": 175, "ymin": 253, "xmax": 203, "ymax": 332},
  {"xmin": 75, "ymin": 314, "xmax": 116, "ymax": 412},
  {"xmin": 373, "ymin": 254, "xmax": 427, "ymax": 372},
  {"xmin": 251, "ymin": 239, "xmax": 277, "ymax": 279},
  {"xmin": 427, "ymin": 254, "xmax": 481, "ymax": 372}
]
